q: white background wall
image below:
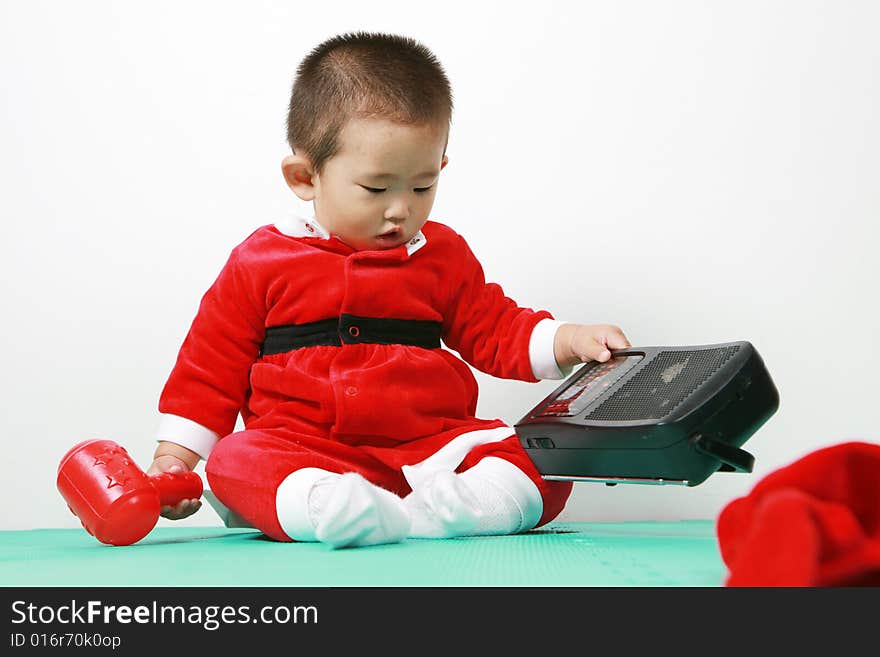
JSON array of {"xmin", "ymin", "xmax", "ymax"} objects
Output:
[{"xmin": 1, "ymin": 0, "xmax": 877, "ymax": 531}]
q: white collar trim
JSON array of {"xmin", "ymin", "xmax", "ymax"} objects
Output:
[
  {"xmin": 274, "ymin": 215, "xmax": 427, "ymax": 256},
  {"xmin": 274, "ymin": 214, "xmax": 331, "ymax": 240},
  {"xmin": 403, "ymin": 231, "xmax": 427, "ymax": 256}
]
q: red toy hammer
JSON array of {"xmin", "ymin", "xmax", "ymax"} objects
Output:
[{"xmin": 57, "ymin": 438, "xmax": 203, "ymax": 546}]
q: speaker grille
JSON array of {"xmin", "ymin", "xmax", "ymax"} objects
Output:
[{"xmin": 585, "ymin": 346, "xmax": 740, "ymax": 421}]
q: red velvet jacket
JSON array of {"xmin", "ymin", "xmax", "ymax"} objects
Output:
[{"xmin": 156, "ymin": 217, "xmax": 562, "ymax": 458}]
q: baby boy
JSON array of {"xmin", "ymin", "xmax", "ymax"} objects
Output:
[{"xmin": 146, "ymin": 32, "xmax": 631, "ymax": 548}]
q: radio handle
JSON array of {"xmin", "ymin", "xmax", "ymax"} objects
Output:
[{"xmin": 692, "ymin": 434, "xmax": 755, "ymax": 473}]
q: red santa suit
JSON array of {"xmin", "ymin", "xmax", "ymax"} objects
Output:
[{"xmin": 156, "ymin": 214, "xmax": 573, "ymax": 542}]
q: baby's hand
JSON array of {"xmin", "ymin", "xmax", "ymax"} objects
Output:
[
  {"xmin": 554, "ymin": 323, "xmax": 632, "ymax": 369},
  {"xmin": 146, "ymin": 455, "xmax": 203, "ymax": 521}
]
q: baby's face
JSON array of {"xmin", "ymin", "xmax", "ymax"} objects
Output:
[{"xmin": 312, "ymin": 117, "xmax": 448, "ymax": 251}]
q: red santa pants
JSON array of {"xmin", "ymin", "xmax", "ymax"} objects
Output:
[{"xmin": 205, "ymin": 425, "xmax": 573, "ymax": 542}]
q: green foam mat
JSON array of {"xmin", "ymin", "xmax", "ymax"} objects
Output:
[{"xmin": 0, "ymin": 521, "xmax": 725, "ymax": 587}]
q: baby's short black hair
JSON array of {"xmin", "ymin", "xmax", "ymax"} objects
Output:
[{"xmin": 286, "ymin": 32, "xmax": 454, "ymax": 175}]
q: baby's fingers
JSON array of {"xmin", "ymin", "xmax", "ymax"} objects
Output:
[
  {"xmin": 160, "ymin": 498, "xmax": 202, "ymax": 520},
  {"xmin": 574, "ymin": 336, "xmax": 614, "ymax": 363},
  {"xmin": 571, "ymin": 325, "xmax": 632, "ymax": 363},
  {"xmin": 604, "ymin": 326, "xmax": 632, "ymax": 350}
]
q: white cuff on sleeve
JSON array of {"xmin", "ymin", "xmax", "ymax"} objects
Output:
[
  {"xmin": 156, "ymin": 414, "xmax": 220, "ymax": 460},
  {"xmin": 529, "ymin": 318, "xmax": 574, "ymax": 380}
]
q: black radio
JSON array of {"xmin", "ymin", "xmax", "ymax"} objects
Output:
[{"xmin": 515, "ymin": 341, "xmax": 779, "ymax": 486}]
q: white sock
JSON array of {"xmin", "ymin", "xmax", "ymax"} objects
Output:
[
  {"xmin": 404, "ymin": 457, "xmax": 544, "ymax": 539},
  {"xmin": 276, "ymin": 468, "xmax": 410, "ymax": 549},
  {"xmin": 312, "ymin": 472, "xmax": 411, "ymax": 548},
  {"xmin": 404, "ymin": 470, "xmax": 482, "ymax": 537}
]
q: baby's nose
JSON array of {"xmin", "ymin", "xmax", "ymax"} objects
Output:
[{"xmin": 384, "ymin": 200, "xmax": 410, "ymax": 222}]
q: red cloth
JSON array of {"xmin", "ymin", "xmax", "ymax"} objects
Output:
[{"xmin": 716, "ymin": 441, "xmax": 880, "ymax": 586}]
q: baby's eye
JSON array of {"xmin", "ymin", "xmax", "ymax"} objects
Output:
[
  {"xmin": 360, "ymin": 185, "xmax": 386, "ymax": 193},
  {"xmin": 414, "ymin": 185, "xmax": 435, "ymax": 193}
]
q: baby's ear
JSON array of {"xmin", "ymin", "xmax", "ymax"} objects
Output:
[{"xmin": 281, "ymin": 154, "xmax": 316, "ymax": 201}]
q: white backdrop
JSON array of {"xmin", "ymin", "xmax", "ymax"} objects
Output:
[{"xmin": 2, "ymin": 0, "xmax": 877, "ymax": 531}]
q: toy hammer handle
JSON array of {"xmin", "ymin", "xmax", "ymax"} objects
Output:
[{"xmin": 149, "ymin": 471, "xmax": 204, "ymax": 507}]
